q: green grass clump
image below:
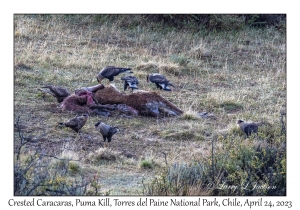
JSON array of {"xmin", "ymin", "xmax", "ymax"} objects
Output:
[
  {"xmin": 229, "ymin": 125, "xmax": 245, "ymax": 136},
  {"xmin": 153, "ymin": 122, "xmax": 210, "ymax": 141},
  {"xmin": 140, "ymin": 160, "xmax": 154, "ymax": 169},
  {"xmin": 68, "ymin": 161, "xmax": 81, "ymax": 175},
  {"xmin": 143, "ymin": 162, "xmax": 207, "ymax": 196},
  {"xmin": 219, "ymin": 100, "xmax": 243, "ymax": 112},
  {"xmin": 86, "ymin": 148, "xmax": 122, "ymax": 165},
  {"xmin": 156, "ymin": 129, "xmax": 205, "ymax": 141},
  {"xmin": 167, "ymin": 162, "xmax": 204, "ymax": 185}
]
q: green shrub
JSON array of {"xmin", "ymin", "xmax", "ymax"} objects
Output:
[
  {"xmin": 140, "ymin": 160, "xmax": 154, "ymax": 169},
  {"xmin": 167, "ymin": 162, "xmax": 204, "ymax": 185},
  {"xmin": 157, "ymin": 129, "xmax": 205, "ymax": 141},
  {"xmin": 143, "ymin": 130, "xmax": 286, "ymax": 196},
  {"xmin": 142, "ymin": 162, "xmax": 207, "ymax": 196},
  {"xmin": 209, "ymin": 15, "xmax": 245, "ymax": 31},
  {"xmin": 206, "ymin": 133, "xmax": 286, "ymax": 196},
  {"xmin": 68, "ymin": 161, "xmax": 81, "ymax": 175}
]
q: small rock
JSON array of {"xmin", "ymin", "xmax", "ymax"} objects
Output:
[
  {"xmin": 198, "ymin": 112, "xmax": 215, "ymax": 119},
  {"xmin": 92, "ymin": 109, "xmax": 111, "ymax": 116},
  {"xmin": 201, "ymin": 51, "xmax": 212, "ymax": 57}
]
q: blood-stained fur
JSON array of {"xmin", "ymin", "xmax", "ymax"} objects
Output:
[{"xmin": 61, "ymin": 85, "xmax": 183, "ymax": 117}]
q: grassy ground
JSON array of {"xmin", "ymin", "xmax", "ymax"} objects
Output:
[{"xmin": 14, "ymin": 15, "xmax": 286, "ymax": 196}]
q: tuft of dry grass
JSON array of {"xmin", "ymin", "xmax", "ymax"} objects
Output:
[{"xmin": 85, "ymin": 148, "xmax": 123, "ymax": 164}]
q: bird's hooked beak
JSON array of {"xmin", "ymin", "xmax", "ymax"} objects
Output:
[
  {"xmin": 124, "ymin": 70, "xmax": 133, "ymax": 76},
  {"xmin": 94, "ymin": 121, "xmax": 101, "ymax": 128},
  {"xmin": 237, "ymin": 120, "xmax": 244, "ymax": 125}
]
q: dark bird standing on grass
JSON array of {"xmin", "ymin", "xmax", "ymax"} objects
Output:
[
  {"xmin": 121, "ymin": 75, "xmax": 139, "ymax": 91},
  {"xmin": 95, "ymin": 121, "xmax": 119, "ymax": 147},
  {"xmin": 147, "ymin": 73, "xmax": 174, "ymax": 91},
  {"xmin": 60, "ymin": 114, "xmax": 89, "ymax": 133},
  {"xmin": 96, "ymin": 66, "xmax": 133, "ymax": 85},
  {"xmin": 39, "ymin": 85, "xmax": 70, "ymax": 103},
  {"xmin": 237, "ymin": 120, "xmax": 263, "ymax": 137}
]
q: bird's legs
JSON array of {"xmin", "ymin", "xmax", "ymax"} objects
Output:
[
  {"xmin": 104, "ymin": 142, "xmax": 109, "ymax": 148},
  {"xmin": 153, "ymin": 83, "xmax": 162, "ymax": 94},
  {"xmin": 98, "ymin": 78, "xmax": 103, "ymax": 84},
  {"xmin": 75, "ymin": 132, "xmax": 80, "ymax": 140},
  {"xmin": 75, "ymin": 131, "xmax": 83, "ymax": 140},
  {"xmin": 153, "ymin": 89, "xmax": 159, "ymax": 94}
]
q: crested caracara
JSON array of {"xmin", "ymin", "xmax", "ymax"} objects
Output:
[
  {"xmin": 96, "ymin": 66, "xmax": 132, "ymax": 85},
  {"xmin": 95, "ymin": 121, "xmax": 119, "ymax": 147},
  {"xmin": 121, "ymin": 75, "xmax": 139, "ymax": 91},
  {"xmin": 61, "ymin": 114, "xmax": 89, "ymax": 133},
  {"xmin": 237, "ymin": 120, "xmax": 263, "ymax": 137},
  {"xmin": 40, "ymin": 85, "xmax": 70, "ymax": 103},
  {"xmin": 147, "ymin": 73, "xmax": 174, "ymax": 91}
]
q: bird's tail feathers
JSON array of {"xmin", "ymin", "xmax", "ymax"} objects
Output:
[
  {"xmin": 41, "ymin": 85, "xmax": 53, "ymax": 88},
  {"xmin": 161, "ymin": 83, "xmax": 173, "ymax": 91},
  {"xmin": 108, "ymin": 127, "xmax": 119, "ymax": 135},
  {"xmin": 163, "ymin": 87, "xmax": 172, "ymax": 91},
  {"xmin": 121, "ymin": 68, "xmax": 133, "ymax": 73},
  {"xmin": 128, "ymin": 82, "xmax": 138, "ymax": 89}
]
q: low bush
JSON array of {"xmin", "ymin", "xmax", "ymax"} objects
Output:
[
  {"xmin": 143, "ymin": 130, "xmax": 286, "ymax": 196},
  {"xmin": 140, "ymin": 160, "xmax": 154, "ymax": 169}
]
